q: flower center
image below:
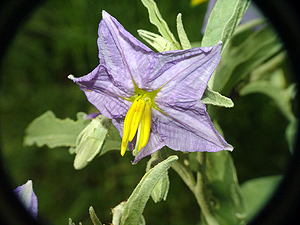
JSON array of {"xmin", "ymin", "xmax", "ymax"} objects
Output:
[{"xmin": 121, "ymin": 94, "xmax": 152, "ymax": 156}]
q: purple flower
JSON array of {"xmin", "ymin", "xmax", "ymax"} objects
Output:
[
  {"xmin": 14, "ymin": 180, "xmax": 38, "ymax": 219},
  {"xmin": 69, "ymin": 11, "xmax": 233, "ymax": 163}
]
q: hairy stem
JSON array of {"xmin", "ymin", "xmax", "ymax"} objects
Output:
[
  {"xmin": 195, "ymin": 152, "xmax": 219, "ymax": 225},
  {"xmin": 171, "ymin": 160, "xmax": 196, "ymax": 193}
]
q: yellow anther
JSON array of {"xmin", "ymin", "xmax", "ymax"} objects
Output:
[
  {"xmin": 121, "ymin": 100, "xmax": 138, "ymax": 156},
  {"xmin": 128, "ymin": 99, "xmax": 146, "ymax": 141},
  {"xmin": 120, "ymin": 140, "xmax": 128, "ymax": 156},
  {"xmin": 140, "ymin": 104, "xmax": 151, "ymax": 149},
  {"xmin": 120, "ymin": 94, "xmax": 153, "ymax": 156}
]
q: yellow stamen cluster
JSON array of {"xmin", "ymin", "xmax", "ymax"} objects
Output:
[{"xmin": 121, "ymin": 95, "xmax": 152, "ymax": 156}]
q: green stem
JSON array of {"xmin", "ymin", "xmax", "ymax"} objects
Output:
[
  {"xmin": 171, "ymin": 161, "xmax": 196, "ymax": 193},
  {"xmin": 195, "ymin": 152, "xmax": 219, "ymax": 225},
  {"xmin": 171, "ymin": 153, "xmax": 219, "ymax": 225}
]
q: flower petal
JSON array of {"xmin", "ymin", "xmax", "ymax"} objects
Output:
[
  {"xmin": 156, "ymin": 101, "xmax": 233, "ymax": 152},
  {"xmin": 70, "ymin": 65, "xmax": 131, "ymax": 119},
  {"xmin": 14, "ymin": 180, "xmax": 38, "ymax": 219},
  {"xmin": 99, "ymin": 11, "xmax": 157, "ymax": 90},
  {"xmin": 155, "ymin": 42, "xmax": 222, "ymax": 104}
]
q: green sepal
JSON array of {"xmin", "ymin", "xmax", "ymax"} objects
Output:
[
  {"xmin": 201, "ymin": 86, "xmax": 234, "ymax": 108},
  {"xmin": 138, "ymin": 29, "xmax": 177, "ymax": 52}
]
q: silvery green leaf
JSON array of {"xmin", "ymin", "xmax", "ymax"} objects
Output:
[
  {"xmin": 24, "ymin": 111, "xmax": 90, "ymax": 148},
  {"xmin": 202, "ymin": 151, "xmax": 247, "ymax": 225},
  {"xmin": 141, "ymin": 0, "xmax": 180, "ymax": 49},
  {"xmin": 176, "ymin": 13, "xmax": 191, "ymax": 50},
  {"xmin": 240, "ymin": 175, "xmax": 282, "ymax": 221},
  {"xmin": 202, "ymin": 0, "xmax": 250, "ymax": 51},
  {"xmin": 120, "ymin": 155, "xmax": 178, "ymax": 225},
  {"xmin": 202, "ymin": 0, "xmax": 250, "ymax": 89},
  {"xmin": 89, "ymin": 206, "xmax": 103, "ymax": 225},
  {"xmin": 111, "ymin": 201, "xmax": 145, "ymax": 225},
  {"xmin": 72, "ymin": 115, "xmax": 109, "ymax": 170},
  {"xmin": 201, "ymin": 86, "xmax": 234, "ymax": 108},
  {"xmin": 138, "ymin": 29, "xmax": 177, "ymax": 52}
]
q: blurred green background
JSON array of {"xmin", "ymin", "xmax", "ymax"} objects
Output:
[{"xmin": 0, "ymin": 0, "xmax": 291, "ymax": 224}]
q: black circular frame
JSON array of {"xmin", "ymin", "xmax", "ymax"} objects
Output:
[{"xmin": 0, "ymin": 0, "xmax": 300, "ymax": 224}]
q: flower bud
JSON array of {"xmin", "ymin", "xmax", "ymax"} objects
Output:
[
  {"xmin": 71, "ymin": 115, "xmax": 109, "ymax": 170},
  {"xmin": 151, "ymin": 171, "xmax": 170, "ymax": 203}
]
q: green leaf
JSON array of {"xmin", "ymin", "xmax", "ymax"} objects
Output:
[
  {"xmin": 202, "ymin": 151, "xmax": 247, "ymax": 225},
  {"xmin": 239, "ymin": 80, "xmax": 296, "ymax": 122},
  {"xmin": 240, "ymin": 175, "xmax": 283, "ymax": 221},
  {"xmin": 120, "ymin": 155, "xmax": 178, "ymax": 225},
  {"xmin": 213, "ymin": 25, "xmax": 283, "ymax": 94},
  {"xmin": 141, "ymin": 0, "xmax": 180, "ymax": 50},
  {"xmin": 201, "ymin": 86, "xmax": 234, "ymax": 108},
  {"xmin": 89, "ymin": 206, "xmax": 103, "ymax": 225},
  {"xmin": 203, "ymin": 0, "xmax": 251, "ymax": 89},
  {"xmin": 176, "ymin": 13, "xmax": 191, "ymax": 50},
  {"xmin": 24, "ymin": 110, "xmax": 90, "ymax": 148},
  {"xmin": 202, "ymin": 0, "xmax": 250, "ymax": 51},
  {"xmin": 239, "ymin": 71, "xmax": 298, "ymax": 154},
  {"xmin": 137, "ymin": 29, "xmax": 177, "ymax": 52}
]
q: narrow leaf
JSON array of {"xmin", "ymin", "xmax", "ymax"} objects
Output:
[
  {"xmin": 176, "ymin": 13, "xmax": 191, "ymax": 50},
  {"xmin": 89, "ymin": 206, "xmax": 103, "ymax": 225},
  {"xmin": 141, "ymin": 0, "xmax": 180, "ymax": 49},
  {"xmin": 120, "ymin": 155, "xmax": 178, "ymax": 225},
  {"xmin": 24, "ymin": 111, "xmax": 90, "ymax": 148}
]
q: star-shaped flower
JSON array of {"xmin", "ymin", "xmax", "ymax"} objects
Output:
[{"xmin": 69, "ymin": 11, "xmax": 233, "ymax": 163}]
